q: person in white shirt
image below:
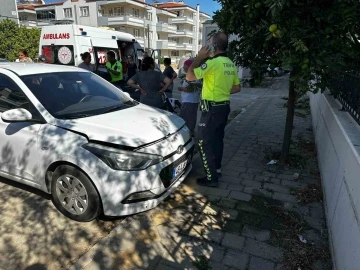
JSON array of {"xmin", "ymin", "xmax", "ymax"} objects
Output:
[
  {"xmin": 178, "ymin": 59, "xmax": 202, "ymax": 136},
  {"xmin": 16, "ymin": 49, "xmax": 33, "ymax": 63},
  {"xmin": 78, "ymin": 52, "xmax": 96, "ymax": 72}
]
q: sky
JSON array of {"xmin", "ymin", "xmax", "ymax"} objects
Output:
[{"xmin": 43, "ymin": 0, "xmax": 221, "ymax": 17}]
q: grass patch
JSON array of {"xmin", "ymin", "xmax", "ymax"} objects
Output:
[
  {"xmin": 295, "ymin": 184, "xmax": 324, "ymax": 205},
  {"xmin": 242, "ymin": 197, "xmax": 331, "ymax": 270}
]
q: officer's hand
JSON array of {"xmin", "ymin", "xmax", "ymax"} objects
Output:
[{"xmin": 197, "ymin": 46, "xmax": 211, "ymax": 60}]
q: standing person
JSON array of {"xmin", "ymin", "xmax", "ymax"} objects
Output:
[
  {"xmin": 106, "ymin": 51, "xmax": 124, "ymax": 88},
  {"xmin": 78, "ymin": 52, "xmax": 96, "ymax": 72},
  {"xmin": 126, "ymin": 55, "xmax": 138, "ymax": 82},
  {"xmin": 16, "ymin": 49, "xmax": 33, "ymax": 63},
  {"xmin": 178, "ymin": 59, "xmax": 201, "ymax": 137},
  {"xmin": 162, "ymin": 58, "xmax": 177, "ymax": 98},
  {"xmin": 127, "ymin": 57, "xmax": 171, "ymax": 109},
  {"xmin": 186, "ymin": 32, "xmax": 241, "ymax": 187}
]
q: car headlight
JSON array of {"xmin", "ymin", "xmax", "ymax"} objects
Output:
[{"xmin": 82, "ymin": 143, "xmax": 163, "ymax": 171}]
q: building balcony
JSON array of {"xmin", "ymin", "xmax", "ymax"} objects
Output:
[
  {"xmin": 169, "ymin": 30, "xmax": 194, "ymax": 38},
  {"xmin": 156, "ymin": 22, "xmax": 177, "ymax": 34},
  {"xmin": 156, "ymin": 9, "xmax": 177, "ymax": 17},
  {"xmin": 170, "ymin": 17, "xmax": 194, "ymax": 25},
  {"xmin": 98, "ymin": 13, "xmax": 145, "ymax": 28},
  {"xmin": 19, "ymin": 20, "xmax": 37, "ymax": 28},
  {"xmin": 156, "ymin": 40, "xmax": 177, "ymax": 50},
  {"xmin": 176, "ymin": 43, "xmax": 193, "ymax": 51}
]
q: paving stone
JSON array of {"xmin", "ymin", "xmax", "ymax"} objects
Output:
[
  {"xmin": 209, "ymin": 245, "xmax": 226, "ymax": 263},
  {"xmin": 218, "ymin": 198, "xmax": 237, "ymax": 209},
  {"xmin": 263, "ymin": 183, "xmax": 290, "ymax": 194},
  {"xmin": 277, "ymin": 174, "xmax": 296, "ymax": 181},
  {"xmin": 240, "ymin": 173, "xmax": 256, "ymax": 180},
  {"xmin": 303, "ymin": 216, "xmax": 325, "ymax": 231},
  {"xmin": 244, "ymin": 239, "xmax": 284, "ymax": 262},
  {"xmin": 223, "ymin": 250, "xmax": 249, "ymax": 270},
  {"xmin": 308, "ymin": 202, "xmax": 323, "ymax": 209},
  {"xmin": 201, "ymin": 205, "xmax": 220, "ymax": 215},
  {"xmin": 182, "ymin": 225, "xmax": 224, "ymax": 244},
  {"xmin": 227, "ymin": 184, "xmax": 245, "ymax": 192},
  {"xmin": 249, "ymin": 256, "xmax": 275, "ymax": 270},
  {"xmin": 224, "ymin": 165, "xmax": 248, "ymax": 173},
  {"xmin": 221, "ymin": 232, "xmax": 246, "ymax": 250},
  {"xmin": 221, "ymin": 209, "xmax": 239, "ymax": 220},
  {"xmin": 237, "ymin": 202, "xmax": 261, "ymax": 215},
  {"xmin": 247, "ymin": 168, "xmax": 263, "ymax": 174},
  {"xmin": 244, "ymin": 187, "xmax": 273, "ymax": 198},
  {"xmin": 272, "ymin": 192, "xmax": 298, "ymax": 203},
  {"xmin": 222, "ymin": 170, "xmax": 241, "ymax": 177},
  {"xmin": 242, "ymin": 179, "xmax": 262, "ymax": 188},
  {"xmin": 281, "ymin": 179, "xmax": 308, "ymax": 189},
  {"xmin": 223, "ymin": 220, "xmax": 242, "ymax": 234},
  {"xmin": 229, "ymin": 191, "xmax": 252, "ymax": 202},
  {"xmin": 283, "ymin": 202, "xmax": 310, "ymax": 216},
  {"xmin": 198, "ymin": 187, "xmax": 231, "ymax": 198},
  {"xmin": 222, "ymin": 176, "xmax": 242, "ymax": 184},
  {"xmin": 241, "ymin": 225, "xmax": 271, "ymax": 242},
  {"xmin": 209, "ymin": 261, "xmax": 231, "ymax": 270},
  {"xmin": 310, "ymin": 206, "xmax": 325, "ymax": 219},
  {"xmin": 262, "ymin": 171, "xmax": 277, "ymax": 178}
]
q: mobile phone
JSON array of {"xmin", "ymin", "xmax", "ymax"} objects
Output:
[{"xmin": 209, "ymin": 44, "xmax": 216, "ymax": 53}]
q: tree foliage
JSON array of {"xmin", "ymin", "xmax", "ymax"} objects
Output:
[
  {"xmin": 0, "ymin": 19, "xmax": 41, "ymax": 61},
  {"xmin": 213, "ymin": 0, "xmax": 360, "ymax": 161},
  {"xmin": 213, "ymin": 0, "xmax": 360, "ymax": 94}
]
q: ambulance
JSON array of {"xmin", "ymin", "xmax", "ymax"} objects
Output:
[{"xmin": 38, "ymin": 24, "xmax": 144, "ymax": 76}]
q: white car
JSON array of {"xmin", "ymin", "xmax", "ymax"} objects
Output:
[{"xmin": 0, "ymin": 63, "xmax": 194, "ymax": 222}]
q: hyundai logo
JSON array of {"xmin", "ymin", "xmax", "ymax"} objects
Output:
[{"xmin": 177, "ymin": 145, "xmax": 184, "ymax": 154}]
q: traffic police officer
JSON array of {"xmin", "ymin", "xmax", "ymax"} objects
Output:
[
  {"xmin": 106, "ymin": 51, "xmax": 124, "ymax": 88},
  {"xmin": 186, "ymin": 32, "xmax": 241, "ymax": 187}
]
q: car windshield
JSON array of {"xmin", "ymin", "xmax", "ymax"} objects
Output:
[{"xmin": 21, "ymin": 71, "xmax": 137, "ymax": 119}]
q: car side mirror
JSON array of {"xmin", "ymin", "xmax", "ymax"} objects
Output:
[
  {"xmin": 1, "ymin": 108, "xmax": 33, "ymax": 123},
  {"xmin": 123, "ymin": 92, "xmax": 131, "ymax": 98}
]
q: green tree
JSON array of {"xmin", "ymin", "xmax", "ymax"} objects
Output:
[
  {"xmin": 0, "ymin": 19, "xmax": 41, "ymax": 61},
  {"xmin": 213, "ymin": 0, "xmax": 360, "ymax": 161}
]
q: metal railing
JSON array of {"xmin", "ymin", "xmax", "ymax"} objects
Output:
[{"xmin": 329, "ymin": 58, "xmax": 360, "ymax": 125}]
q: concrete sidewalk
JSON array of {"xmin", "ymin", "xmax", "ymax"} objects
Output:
[{"xmin": 70, "ymin": 77, "xmax": 330, "ymax": 270}]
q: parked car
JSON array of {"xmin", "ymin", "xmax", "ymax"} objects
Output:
[
  {"xmin": 0, "ymin": 63, "xmax": 194, "ymax": 222},
  {"xmin": 0, "ymin": 58, "xmax": 8, "ymax": 62}
]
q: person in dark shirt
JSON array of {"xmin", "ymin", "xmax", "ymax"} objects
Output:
[
  {"xmin": 162, "ymin": 58, "xmax": 177, "ymax": 98},
  {"xmin": 126, "ymin": 55, "xmax": 138, "ymax": 82},
  {"xmin": 128, "ymin": 57, "xmax": 171, "ymax": 109}
]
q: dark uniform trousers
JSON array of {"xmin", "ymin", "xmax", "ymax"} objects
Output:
[{"xmin": 198, "ymin": 102, "xmax": 230, "ymax": 181}]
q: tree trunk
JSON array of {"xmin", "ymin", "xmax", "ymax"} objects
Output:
[{"xmin": 281, "ymin": 77, "xmax": 296, "ymax": 162}]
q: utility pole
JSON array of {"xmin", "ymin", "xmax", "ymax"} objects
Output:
[{"xmin": 147, "ymin": 23, "xmax": 151, "ymax": 54}]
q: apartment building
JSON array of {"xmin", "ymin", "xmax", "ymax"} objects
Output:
[
  {"xmin": 1, "ymin": 0, "xmax": 19, "ymax": 25},
  {"xmin": 16, "ymin": 0, "xmax": 211, "ymax": 60}
]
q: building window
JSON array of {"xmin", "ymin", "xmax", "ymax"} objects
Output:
[
  {"xmin": 80, "ymin": 7, "xmax": 89, "ymax": 17},
  {"xmin": 133, "ymin": 28, "xmax": 140, "ymax": 37},
  {"xmin": 189, "ymin": 39, "xmax": 193, "ymax": 44},
  {"xmin": 147, "ymin": 12, "xmax": 152, "ymax": 21},
  {"xmin": 109, "ymin": 8, "xmax": 113, "ymax": 16},
  {"xmin": 19, "ymin": 15, "xmax": 28, "ymax": 21},
  {"xmin": 36, "ymin": 9, "xmax": 56, "ymax": 21},
  {"xmin": 171, "ymin": 51, "xmax": 180, "ymax": 57},
  {"xmin": 132, "ymin": 8, "xmax": 139, "ymax": 17},
  {"xmin": 115, "ymin": 7, "xmax": 124, "ymax": 15},
  {"xmin": 64, "ymin": 8, "xmax": 72, "ymax": 18}
]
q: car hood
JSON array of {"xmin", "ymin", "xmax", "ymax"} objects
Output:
[{"xmin": 54, "ymin": 104, "xmax": 185, "ymax": 147}]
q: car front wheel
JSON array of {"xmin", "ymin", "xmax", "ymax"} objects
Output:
[{"xmin": 51, "ymin": 165, "xmax": 101, "ymax": 222}]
